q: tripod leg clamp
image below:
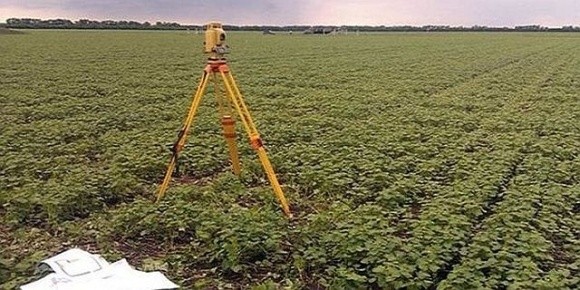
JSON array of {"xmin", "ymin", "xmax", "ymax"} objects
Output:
[
  {"xmin": 171, "ymin": 129, "xmax": 186, "ymax": 154},
  {"xmin": 250, "ymin": 135, "xmax": 263, "ymax": 150},
  {"xmin": 221, "ymin": 116, "xmax": 236, "ymax": 139},
  {"xmin": 170, "ymin": 129, "xmax": 187, "ymax": 176}
]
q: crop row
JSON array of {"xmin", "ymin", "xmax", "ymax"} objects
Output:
[
  {"xmin": 2, "ymin": 31, "xmax": 579, "ymax": 289},
  {"xmin": 440, "ymin": 144, "xmax": 578, "ymax": 289},
  {"xmin": 0, "ymin": 33, "xmax": 555, "ymax": 226}
]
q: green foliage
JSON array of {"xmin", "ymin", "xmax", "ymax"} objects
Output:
[
  {"xmin": 0, "ymin": 259, "xmax": 8, "ymax": 284},
  {"xmin": 1, "ymin": 31, "xmax": 578, "ymax": 288}
]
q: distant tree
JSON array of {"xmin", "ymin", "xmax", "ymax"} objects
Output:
[{"xmin": 3, "ymin": 18, "xmax": 580, "ymax": 32}]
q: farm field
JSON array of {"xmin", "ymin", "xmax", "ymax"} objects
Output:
[{"xmin": 0, "ymin": 30, "xmax": 579, "ymax": 289}]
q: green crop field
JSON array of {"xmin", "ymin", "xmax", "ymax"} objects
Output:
[{"xmin": 1, "ymin": 30, "xmax": 579, "ymax": 289}]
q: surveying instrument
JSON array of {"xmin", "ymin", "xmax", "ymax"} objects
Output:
[{"xmin": 156, "ymin": 22, "xmax": 292, "ymax": 217}]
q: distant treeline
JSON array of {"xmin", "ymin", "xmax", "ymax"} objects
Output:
[{"xmin": 3, "ymin": 18, "xmax": 580, "ymax": 32}]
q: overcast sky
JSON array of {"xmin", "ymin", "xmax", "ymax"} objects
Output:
[{"xmin": 1, "ymin": 0, "xmax": 578, "ymax": 26}]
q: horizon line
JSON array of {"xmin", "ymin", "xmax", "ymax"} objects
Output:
[{"xmin": 2, "ymin": 17, "xmax": 578, "ymax": 29}]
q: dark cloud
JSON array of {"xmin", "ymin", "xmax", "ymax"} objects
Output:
[{"xmin": 1, "ymin": 0, "xmax": 311, "ymax": 24}]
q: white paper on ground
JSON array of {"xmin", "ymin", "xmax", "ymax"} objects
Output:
[
  {"xmin": 41, "ymin": 248, "xmax": 109, "ymax": 278},
  {"xmin": 20, "ymin": 248, "xmax": 178, "ymax": 290},
  {"xmin": 20, "ymin": 273, "xmax": 70, "ymax": 290}
]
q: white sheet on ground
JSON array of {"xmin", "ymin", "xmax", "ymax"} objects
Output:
[{"xmin": 20, "ymin": 248, "xmax": 178, "ymax": 290}]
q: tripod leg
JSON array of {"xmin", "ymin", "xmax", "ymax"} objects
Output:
[
  {"xmin": 219, "ymin": 68, "xmax": 292, "ymax": 218},
  {"xmin": 212, "ymin": 73, "xmax": 242, "ymax": 175},
  {"xmin": 157, "ymin": 68, "xmax": 211, "ymax": 202},
  {"xmin": 221, "ymin": 115, "xmax": 242, "ymax": 175}
]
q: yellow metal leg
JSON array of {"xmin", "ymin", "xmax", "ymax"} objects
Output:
[
  {"xmin": 213, "ymin": 72, "xmax": 242, "ymax": 176},
  {"xmin": 212, "ymin": 72, "xmax": 227, "ymax": 117},
  {"xmin": 156, "ymin": 69, "xmax": 210, "ymax": 202},
  {"xmin": 255, "ymin": 147, "xmax": 292, "ymax": 218},
  {"xmin": 221, "ymin": 115, "xmax": 242, "ymax": 175},
  {"xmin": 219, "ymin": 68, "xmax": 292, "ymax": 218}
]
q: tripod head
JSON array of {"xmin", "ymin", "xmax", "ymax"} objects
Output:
[{"xmin": 204, "ymin": 22, "xmax": 229, "ymax": 58}]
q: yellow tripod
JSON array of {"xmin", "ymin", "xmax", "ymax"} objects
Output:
[{"xmin": 156, "ymin": 57, "xmax": 292, "ymax": 218}]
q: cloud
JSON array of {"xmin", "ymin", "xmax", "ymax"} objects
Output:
[
  {"xmin": 0, "ymin": 0, "xmax": 312, "ymax": 24},
  {"xmin": 1, "ymin": 0, "xmax": 578, "ymax": 26},
  {"xmin": 308, "ymin": 0, "xmax": 580, "ymax": 26}
]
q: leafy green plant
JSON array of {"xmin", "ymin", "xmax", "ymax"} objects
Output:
[{"xmin": 1, "ymin": 30, "xmax": 578, "ymax": 289}]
